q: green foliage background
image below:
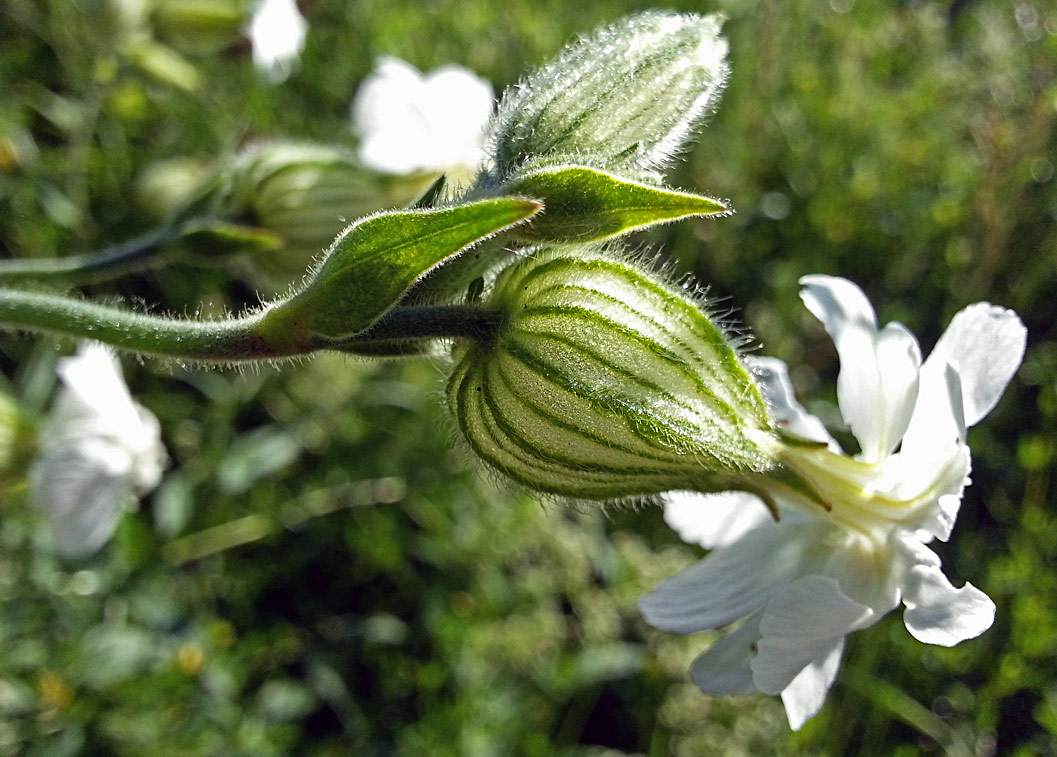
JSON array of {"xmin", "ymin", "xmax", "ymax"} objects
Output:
[{"xmin": 1, "ymin": 0, "xmax": 1055, "ymax": 754}]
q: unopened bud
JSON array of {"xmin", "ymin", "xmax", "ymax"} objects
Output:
[
  {"xmin": 487, "ymin": 12, "xmax": 729, "ymax": 183},
  {"xmin": 447, "ymin": 248, "xmax": 777, "ymax": 500},
  {"xmin": 230, "ymin": 141, "xmax": 436, "ymax": 252},
  {"xmin": 135, "ymin": 156, "xmax": 213, "ymax": 222}
]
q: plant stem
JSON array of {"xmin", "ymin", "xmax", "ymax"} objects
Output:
[
  {"xmin": 0, "ymin": 219, "xmax": 201, "ymax": 285},
  {"xmin": 0, "ymin": 288, "xmax": 499, "ymax": 363}
]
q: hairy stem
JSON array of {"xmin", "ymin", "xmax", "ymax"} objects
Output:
[{"xmin": 0, "ymin": 288, "xmax": 499, "ymax": 363}]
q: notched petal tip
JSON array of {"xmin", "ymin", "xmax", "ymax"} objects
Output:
[
  {"xmin": 932, "ymin": 302, "xmax": 1027, "ymax": 428},
  {"xmin": 903, "ymin": 565, "xmax": 995, "ymax": 646}
]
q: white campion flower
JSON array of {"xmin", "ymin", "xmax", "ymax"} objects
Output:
[
  {"xmin": 351, "ymin": 57, "xmax": 494, "ymax": 178},
  {"xmin": 30, "ymin": 343, "xmax": 167, "ymax": 559},
  {"xmin": 246, "ymin": 0, "xmax": 308, "ymax": 84},
  {"xmin": 640, "ymin": 275, "xmax": 1026, "ymax": 730}
]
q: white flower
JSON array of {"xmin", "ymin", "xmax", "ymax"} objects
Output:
[
  {"xmin": 246, "ymin": 0, "xmax": 307, "ymax": 84},
  {"xmin": 30, "ymin": 343, "xmax": 167, "ymax": 559},
  {"xmin": 351, "ymin": 57, "xmax": 494, "ymax": 177},
  {"xmin": 640, "ymin": 275, "xmax": 1026, "ymax": 730}
]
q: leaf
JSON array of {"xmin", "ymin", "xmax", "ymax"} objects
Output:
[
  {"xmin": 263, "ymin": 197, "xmax": 540, "ymax": 340},
  {"xmin": 217, "ymin": 426, "xmax": 303, "ymax": 496},
  {"xmin": 505, "ymin": 165, "xmax": 728, "ymax": 243},
  {"xmin": 412, "ymin": 174, "xmax": 448, "ymax": 209},
  {"xmin": 179, "ymin": 220, "xmax": 285, "ymax": 259}
]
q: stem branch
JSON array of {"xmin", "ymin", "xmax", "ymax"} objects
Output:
[{"xmin": 0, "ymin": 219, "xmax": 207, "ymax": 285}]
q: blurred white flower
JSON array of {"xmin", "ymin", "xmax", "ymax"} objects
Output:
[
  {"xmin": 351, "ymin": 57, "xmax": 494, "ymax": 177},
  {"xmin": 31, "ymin": 343, "xmax": 167, "ymax": 559},
  {"xmin": 246, "ymin": 0, "xmax": 307, "ymax": 84},
  {"xmin": 640, "ymin": 275, "xmax": 1026, "ymax": 730}
]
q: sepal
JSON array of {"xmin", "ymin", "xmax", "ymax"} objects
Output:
[{"xmin": 447, "ymin": 248, "xmax": 777, "ymax": 500}]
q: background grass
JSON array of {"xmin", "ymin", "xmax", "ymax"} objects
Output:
[{"xmin": 0, "ymin": 0, "xmax": 1055, "ymax": 754}]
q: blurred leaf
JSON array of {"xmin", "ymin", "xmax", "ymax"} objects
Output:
[
  {"xmin": 152, "ymin": 471, "xmax": 196, "ymax": 539},
  {"xmin": 256, "ymin": 679, "xmax": 317, "ymax": 722},
  {"xmin": 123, "ymin": 40, "xmax": 202, "ymax": 91},
  {"xmin": 569, "ymin": 643, "xmax": 645, "ymax": 687},
  {"xmin": 179, "ymin": 220, "xmax": 285, "ymax": 260},
  {"xmin": 217, "ymin": 426, "xmax": 302, "ymax": 495},
  {"xmin": 78, "ymin": 627, "xmax": 158, "ymax": 687}
]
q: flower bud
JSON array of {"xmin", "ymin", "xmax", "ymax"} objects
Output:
[
  {"xmin": 487, "ymin": 12, "xmax": 729, "ymax": 183},
  {"xmin": 229, "ymin": 142, "xmax": 437, "ymax": 250},
  {"xmin": 447, "ymin": 249, "xmax": 778, "ymax": 500},
  {"xmin": 225, "ymin": 141, "xmax": 439, "ymax": 287},
  {"xmin": 135, "ymin": 156, "xmax": 213, "ymax": 222}
]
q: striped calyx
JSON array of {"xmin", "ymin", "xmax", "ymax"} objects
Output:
[{"xmin": 447, "ymin": 249, "xmax": 779, "ymax": 501}]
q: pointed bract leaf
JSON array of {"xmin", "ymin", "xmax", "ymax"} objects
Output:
[
  {"xmin": 507, "ymin": 166, "xmax": 728, "ymax": 243},
  {"xmin": 265, "ymin": 198, "xmax": 540, "ymax": 339}
]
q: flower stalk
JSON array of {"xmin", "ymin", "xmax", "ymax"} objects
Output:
[{"xmin": 0, "ymin": 288, "xmax": 501, "ymax": 362}]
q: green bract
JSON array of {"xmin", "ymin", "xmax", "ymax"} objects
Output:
[
  {"xmin": 486, "ymin": 11, "xmax": 729, "ymax": 183},
  {"xmin": 505, "ymin": 165, "xmax": 729, "ymax": 243},
  {"xmin": 447, "ymin": 248, "xmax": 778, "ymax": 500},
  {"xmin": 263, "ymin": 198, "xmax": 541, "ymax": 342}
]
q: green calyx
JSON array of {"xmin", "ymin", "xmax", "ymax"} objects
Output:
[{"xmin": 447, "ymin": 248, "xmax": 778, "ymax": 501}]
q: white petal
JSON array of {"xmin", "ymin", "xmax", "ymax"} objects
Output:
[
  {"xmin": 33, "ymin": 343, "xmax": 166, "ymax": 554},
  {"xmin": 247, "ymin": 0, "xmax": 307, "ymax": 84},
  {"xmin": 55, "ymin": 343, "xmax": 141, "ymax": 431},
  {"xmin": 415, "ymin": 66, "xmax": 494, "ymax": 171},
  {"xmin": 929, "ymin": 303, "xmax": 1026, "ymax": 427},
  {"xmin": 751, "ymin": 575, "xmax": 873, "ymax": 695},
  {"xmin": 902, "ymin": 563, "xmax": 995, "ymax": 646},
  {"xmin": 780, "ymin": 637, "xmax": 845, "ymax": 731},
  {"xmin": 31, "ymin": 439, "xmax": 133, "ymax": 559},
  {"xmin": 899, "ymin": 360, "xmax": 965, "ymax": 464},
  {"xmin": 688, "ymin": 612, "xmax": 763, "ymax": 696},
  {"xmin": 887, "ymin": 444, "xmax": 971, "ymax": 543},
  {"xmin": 818, "ymin": 531, "xmax": 902, "ymax": 614},
  {"xmin": 871, "ymin": 322, "xmax": 922, "ymax": 458},
  {"xmin": 129, "ymin": 405, "xmax": 167, "ymax": 493},
  {"xmin": 639, "ymin": 522, "xmax": 824, "ymax": 633},
  {"xmin": 903, "ymin": 303, "xmax": 1025, "ymax": 459},
  {"xmin": 745, "ymin": 357, "xmax": 832, "ymax": 445},
  {"xmin": 352, "ymin": 57, "xmax": 492, "ymax": 174},
  {"xmin": 662, "ymin": 490, "xmax": 774, "ymax": 550},
  {"xmin": 798, "ymin": 276, "xmax": 922, "ymax": 462},
  {"xmin": 43, "ymin": 344, "xmax": 167, "ymax": 493}
]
